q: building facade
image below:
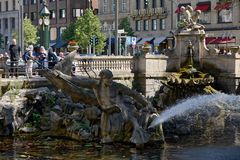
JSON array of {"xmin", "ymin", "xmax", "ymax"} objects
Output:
[
  {"xmin": 98, "ymin": 0, "xmax": 240, "ymax": 52},
  {"xmin": 23, "ymin": 0, "xmax": 91, "ymax": 48},
  {"xmin": 0, "ymin": 0, "xmax": 21, "ymax": 51},
  {"xmin": 171, "ymin": 0, "xmax": 240, "ymax": 46},
  {"xmin": 98, "ymin": 0, "xmax": 174, "ymax": 54}
]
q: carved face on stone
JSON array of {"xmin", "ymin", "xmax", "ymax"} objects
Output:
[{"xmin": 99, "ymin": 69, "xmax": 113, "ymax": 86}]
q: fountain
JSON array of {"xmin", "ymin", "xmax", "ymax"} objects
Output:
[{"xmin": 1, "ymin": 6, "xmax": 240, "ymax": 156}]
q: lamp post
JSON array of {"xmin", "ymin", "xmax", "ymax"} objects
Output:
[
  {"xmin": 39, "ymin": 0, "xmax": 50, "ymax": 50},
  {"xmin": 18, "ymin": 0, "xmax": 24, "ymax": 53},
  {"xmin": 115, "ymin": 0, "xmax": 119, "ymax": 56}
]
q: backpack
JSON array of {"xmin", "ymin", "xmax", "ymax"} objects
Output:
[{"xmin": 22, "ymin": 51, "xmax": 30, "ymax": 62}]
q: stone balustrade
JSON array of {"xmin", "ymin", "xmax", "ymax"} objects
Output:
[{"xmin": 73, "ymin": 55, "xmax": 135, "ymax": 78}]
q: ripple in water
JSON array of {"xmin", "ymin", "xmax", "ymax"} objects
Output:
[{"xmin": 149, "ymin": 93, "xmax": 240, "ymax": 128}]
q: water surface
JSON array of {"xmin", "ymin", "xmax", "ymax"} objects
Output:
[{"xmin": 0, "ymin": 135, "xmax": 240, "ymax": 160}]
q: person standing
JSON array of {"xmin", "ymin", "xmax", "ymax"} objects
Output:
[
  {"xmin": 9, "ymin": 39, "xmax": 21, "ymax": 78},
  {"xmin": 25, "ymin": 45, "xmax": 35, "ymax": 78},
  {"xmin": 38, "ymin": 46, "xmax": 47, "ymax": 69}
]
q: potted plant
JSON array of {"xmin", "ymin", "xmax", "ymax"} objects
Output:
[
  {"xmin": 142, "ymin": 42, "xmax": 151, "ymax": 54},
  {"xmin": 67, "ymin": 40, "xmax": 79, "ymax": 52}
]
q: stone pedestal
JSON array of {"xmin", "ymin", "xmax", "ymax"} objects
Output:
[
  {"xmin": 67, "ymin": 45, "xmax": 79, "ymax": 52},
  {"xmin": 172, "ymin": 30, "xmax": 208, "ymax": 71}
]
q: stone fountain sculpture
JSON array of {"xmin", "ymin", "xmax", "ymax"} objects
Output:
[
  {"xmin": 153, "ymin": 39, "xmax": 217, "ymax": 110},
  {"xmin": 40, "ymin": 51, "xmax": 164, "ymax": 147},
  {"xmin": 177, "ymin": 5, "xmax": 205, "ymax": 32}
]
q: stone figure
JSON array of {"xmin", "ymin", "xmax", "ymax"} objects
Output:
[
  {"xmin": 40, "ymin": 51, "xmax": 164, "ymax": 146},
  {"xmin": 52, "ymin": 69, "xmax": 156, "ymax": 145},
  {"xmin": 1, "ymin": 106, "xmax": 14, "ymax": 136},
  {"xmin": 186, "ymin": 40, "xmax": 194, "ymax": 66},
  {"xmin": 178, "ymin": 5, "xmax": 205, "ymax": 31}
]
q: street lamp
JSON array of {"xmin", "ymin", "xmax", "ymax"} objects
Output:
[
  {"xmin": 39, "ymin": 0, "xmax": 50, "ymax": 50},
  {"xmin": 18, "ymin": 0, "xmax": 24, "ymax": 54},
  {"xmin": 115, "ymin": 0, "xmax": 119, "ymax": 55}
]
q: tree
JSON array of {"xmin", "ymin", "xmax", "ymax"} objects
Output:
[
  {"xmin": 118, "ymin": 17, "xmax": 134, "ymax": 36},
  {"xmin": 61, "ymin": 9, "xmax": 106, "ymax": 54},
  {"xmin": 61, "ymin": 21, "xmax": 77, "ymax": 42},
  {"xmin": 75, "ymin": 9, "xmax": 106, "ymax": 54},
  {"xmin": 24, "ymin": 18, "xmax": 39, "ymax": 48}
]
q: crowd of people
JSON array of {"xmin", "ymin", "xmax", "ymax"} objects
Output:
[{"xmin": 0, "ymin": 38, "xmax": 66, "ymax": 79}]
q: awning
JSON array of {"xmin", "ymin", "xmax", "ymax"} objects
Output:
[
  {"xmin": 214, "ymin": 2, "xmax": 232, "ymax": 11},
  {"xmin": 52, "ymin": 41, "xmax": 67, "ymax": 48},
  {"xmin": 222, "ymin": 2, "xmax": 232, "ymax": 10},
  {"xmin": 49, "ymin": 42, "xmax": 56, "ymax": 47},
  {"xmin": 175, "ymin": 8, "xmax": 181, "ymax": 14},
  {"xmin": 137, "ymin": 37, "xmax": 154, "ymax": 45},
  {"xmin": 206, "ymin": 37, "xmax": 236, "ymax": 44},
  {"xmin": 136, "ymin": 37, "xmax": 142, "ymax": 43},
  {"xmin": 153, "ymin": 37, "xmax": 166, "ymax": 45},
  {"xmin": 195, "ymin": 4, "xmax": 210, "ymax": 12}
]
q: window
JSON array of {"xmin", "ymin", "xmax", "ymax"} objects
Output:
[
  {"xmin": 30, "ymin": 12, "xmax": 36, "ymax": 21},
  {"xmin": 160, "ymin": 0, "xmax": 164, "ymax": 7},
  {"xmin": 143, "ymin": 20, "xmax": 149, "ymax": 30},
  {"xmin": 5, "ymin": 1, "xmax": 8, "ymax": 11},
  {"xmin": 136, "ymin": 20, "xmax": 141, "ymax": 31},
  {"xmin": 23, "ymin": 0, "xmax": 28, "ymax": 5},
  {"xmin": 31, "ymin": 0, "xmax": 36, "ymax": 5},
  {"xmin": 24, "ymin": 13, "xmax": 28, "ymax": 18},
  {"xmin": 152, "ymin": 0, "xmax": 156, "ymax": 8},
  {"xmin": 152, "ymin": 19, "xmax": 157, "ymax": 30},
  {"xmin": 103, "ymin": 0, "xmax": 108, "ymax": 13},
  {"xmin": 196, "ymin": 2, "xmax": 211, "ymax": 24},
  {"xmin": 199, "ymin": 12, "xmax": 211, "ymax": 24},
  {"xmin": 0, "ymin": 2, "xmax": 1, "ymax": 12},
  {"xmin": 60, "ymin": 27, "xmax": 66, "ymax": 36},
  {"xmin": 73, "ymin": 9, "xmax": 83, "ymax": 17},
  {"xmin": 13, "ymin": 0, "xmax": 16, "ymax": 10},
  {"xmin": 176, "ymin": 3, "xmax": 191, "ymax": 21},
  {"xmin": 112, "ymin": 0, "xmax": 115, "ymax": 12},
  {"xmin": 136, "ymin": 0, "xmax": 140, "ymax": 9},
  {"xmin": 50, "ymin": 27, "xmax": 57, "ymax": 41},
  {"xmin": 160, "ymin": 19, "xmax": 165, "ymax": 30},
  {"xmin": 122, "ymin": 0, "xmax": 127, "ymax": 12},
  {"xmin": 50, "ymin": 10, "xmax": 56, "ymax": 19},
  {"xmin": 0, "ymin": 19, "xmax": 1, "ymax": 29},
  {"xmin": 59, "ymin": 9, "xmax": 66, "ymax": 18},
  {"xmin": 11, "ymin": 18, "xmax": 15, "ymax": 29},
  {"xmin": 4, "ymin": 18, "xmax": 8, "ymax": 29},
  {"xmin": 218, "ymin": 9, "xmax": 232, "ymax": 23}
]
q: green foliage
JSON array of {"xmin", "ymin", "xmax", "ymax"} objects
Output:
[
  {"xmin": 177, "ymin": 19, "xmax": 188, "ymax": 29},
  {"xmin": 24, "ymin": 18, "xmax": 39, "ymax": 49},
  {"xmin": 12, "ymin": 31, "xmax": 18, "ymax": 39},
  {"xmin": 45, "ymin": 94, "xmax": 56, "ymax": 107},
  {"xmin": 0, "ymin": 33, "xmax": 4, "ymax": 49},
  {"xmin": 32, "ymin": 112, "xmax": 41, "ymax": 128},
  {"xmin": 62, "ymin": 9, "xmax": 106, "ymax": 53},
  {"xmin": 61, "ymin": 21, "xmax": 77, "ymax": 42},
  {"xmin": 118, "ymin": 17, "xmax": 134, "ymax": 36},
  {"xmin": 5, "ymin": 82, "xmax": 23, "ymax": 102}
]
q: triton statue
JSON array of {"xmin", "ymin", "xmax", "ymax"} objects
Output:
[{"xmin": 40, "ymin": 51, "xmax": 164, "ymax": 146}]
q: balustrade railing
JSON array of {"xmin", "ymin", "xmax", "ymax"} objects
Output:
[{"xmin": 73, "ymin": 56, "xmax": 134, "ymax": 75}]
